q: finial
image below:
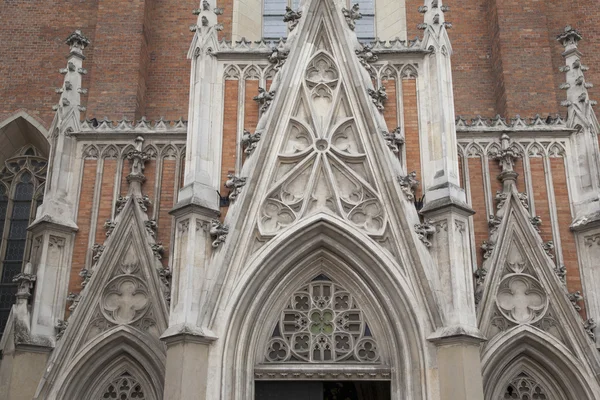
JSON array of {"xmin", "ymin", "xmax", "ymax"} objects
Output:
[
  {"xmin": 65, "ymin": 30, "xmax": 90, "ymax": 58},
  {"xmin": 557, "ymin": 25, "xmax": 596, "ymax": 109},
  {"xmin": 495, "ymin": 133, "xmax": 519, "ymax": 191},
  {"xmin": 126, "ymin": 136, "xmax": 149, "ymax": 194}
]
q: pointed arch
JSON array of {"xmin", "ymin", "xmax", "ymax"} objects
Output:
[
  {"xmin": 243, "ymin": 65, "xmax": 261, "ymax": 81},
  {"xmin": 526, "ymin": 142, "xmax": 546, "ymax": 158},
  {"xmin": 482, "ymin": 325, "xmax": 600, "ymax": 399},
  {"xmin": 102, "ymin": 144, "xmax": 120, "ymax": 159},
  {"xmin": 217, "ymin": 215, "xmax": 435, "ymax": 400},
  {"xmin": 45, "ymin": 326, "xmax": 165, "ymax": 400},
  {"xmin": 160, "ymin": 144, "xmax": 178, "ymax": 160},
  {"xmin": 0, "ymin": 111, "xmax": 49, "ymax": 164},
  {"xmin": 224, "ymin": 64, "xmax": 241, "ymax": 80},
  {"xmin": 400, "ymin": 64, "xmax": 418, "ymax": 79}
]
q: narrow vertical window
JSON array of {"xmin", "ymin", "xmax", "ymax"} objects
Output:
[
  {"xmin": 354, "ymin": 0, "xmax": 375, "ymax": 41},
  {"xmin": 0, "ymin": 146, "xmax": 47, "ymax": 339}
]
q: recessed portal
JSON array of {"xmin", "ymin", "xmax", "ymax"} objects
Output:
[{"xmin": 255, "ymin": 381, "xmax": 391, "ymax": 400}]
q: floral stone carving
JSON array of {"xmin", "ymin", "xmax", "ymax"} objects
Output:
[{"xmin": 496, "ymin": 275, "xmax": 548, "ymax": 324}]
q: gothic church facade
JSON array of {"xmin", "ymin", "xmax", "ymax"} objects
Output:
[{"xmin": 1, "ymin": 0, "xmax": 600, "ymax": 399}]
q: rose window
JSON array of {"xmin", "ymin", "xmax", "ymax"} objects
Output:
[{"xmin": 265, "ymin": 275, "xmax": 380, "ymax": 363}]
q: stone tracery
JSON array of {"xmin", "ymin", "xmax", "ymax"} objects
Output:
[
  {"xmin": 259, "ymin": 45, "xmax": 385, "ymax": 237},
  {"xmin": 264, "ymin": 275, "xmax": 380, "ymax": 363}
]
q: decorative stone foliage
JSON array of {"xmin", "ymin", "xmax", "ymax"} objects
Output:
[
  {"xmin": 341, "ymin": 4, "xmax": 361, "ymax": 31},
  {"xmin": 283, "ymin": 6, "xmax": 302, "ymax": 32},
  {"xmin": 367, "ymin": 86, "xmax": 387, "ymax": 111},
  {"xmin": 264, "ymin": 275, "xmax": 380, "ymax": 363},
  {"xmin": 414, "ymin": 220, "xmax": 435, "ymax": 248},
  {"xmin": 210, "ymin": 220, "xmax": 229, "ymax": 248},
  {"xmin": 224, "ymin": 174, "xmax": 247, "ymax": 202},
  {"xmin": 241, "ymin": 129, "xmax": 261, "ymax": 156},
  {"xmin": 397, "ymin": 172, "xmax": 419, "ymax": 201}
]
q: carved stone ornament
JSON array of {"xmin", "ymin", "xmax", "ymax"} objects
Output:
[
  {"xmin": 210, "ymin": 220, "xmax": 229, "ymax": 248},
  {"xmin": 56, "ymin": 319, "xmax": 68, "ymax": 340},
  {"xmin": 474, "ymin": 267, "xmax": 487, "ymax": 306},
  {"xmin": 397, "ymin": 171, "xmax": 419, "ymax": 201},
  {"xmin": 101, "ymin": 275, "xmax": 150, "ymax": 325},
  {"xmin": 264, "ymin": 275, "xmax": 380, "ymax": 363},
  {"xmin": 415, "ymin": 220, "xmax": 436, "ymax": 248},
  {"xmin": 543, "ymin": 241, "xmax": 554, "ymax": 258},
  {"xmin": 488, "ymin": 214, "xmax": 502, "ymax": 235},
  {"xmin": 355, "ymin": 44, "xmax": 378, "ymax": 74},
  {"xmin": 529, "ymin": 216, "xmax": 542, "ymax": 233},
  {"xmin": 495, "ymin": 191, "xmax": 509, "ymax": 210},
  {"xmin": 382, "ymin": 127, "xmax": 405, "ymax": 154},
  {"xmin": 150, "ymin": 242, "xmax": 165, "ymax": 259},
  {"xmin": 341, "ymin": 3, "xmax": 362, "ymax": 31},
  {"xmin": 584, "ymin": 318, "xmax": 597, "ymax": 341},
  {"xmin": 145, "ymin": 220, "xmax": 157, "ymax": 237},
  {"xmin": 159, "ymin": 266, "xmax": 172, "ymax": 305},
  {"xmin": 367, "ymin": 86, "xmax": 387, "ymax": 111},
  {"xmin": 241, "ymin": 129, "xmax": 262, "ymax": 156},
  {"xmin": 92, "ymin": 243, "xmax": 105, "ymax": 263},
  {"xmin": 253, "ymin": 87, "xmax": 276, "ymax": 113},
  {"xmin": 481, "ymin": 240, "xmax": 495, "ymax": 260},
  {"xmin": 554, "ymin": 264, "xmax": 567, "ymax": 285},
  {"xmin": 137, "ymin": 194, "xmax": 151, "ymax": 212},
  {"xmin": 268, "ymin": 47, "xmax": 289, "ymax": 70},
  {"xmin": 496, "ymin": 275, "xmax": 548, "ymax": 324},
  {"xmin": 116, "ymin": 195, "xmax": 130, "ymax": 214},
  {"xmin": 66, "ymin": 292, "xmax": 81, "ymax": 312},
  {"xmin": 225, "ymin": 173, "xmax": 247, "ymax": 202},
  {"xmin": 101, "ymin": 372, "xmax": 146, "ymax": 400},
  {"xmin": 80, "ymin": 268, "xmax": 92, "ymax": 287},
  {"xmin": 13, "ymin": 269, "xmax": 36, "ymax": 300},
  {"xmin": 503, "ymin": 373, "xmax": 549, "ymax": 400},
  {"xmin": 568, "ymin": 291, "xmax": 584, "ymax": 312},
  {"xmin": 104, "ymin": 219, "xmax": 117, "ymax": 237},
  {"xmin": 283, "ymin": 6, "xmax": 302, "ymax": 32}
]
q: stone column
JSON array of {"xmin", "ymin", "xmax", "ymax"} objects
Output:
[
  {"xmin": 418, "ymin": 2, "xmax": 485, "ymax": 398},
  {"xmin": 161, "ymin": 3, "xmax": 222, "ymax": 398}
]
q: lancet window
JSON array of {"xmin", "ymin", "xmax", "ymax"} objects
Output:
[
  {"xmin": 0, "ymin": 146, "xmax": 46, "ymax": 338},
  {"xmin": 262, "ymin": 0, "xmax": 375, "ymax": 40},
  {"xmin": 264, "ymin": 274, "xmax": 380, "ymax": 363}
]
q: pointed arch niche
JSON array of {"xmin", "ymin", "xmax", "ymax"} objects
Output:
[
  {"xmin": 0, "ymin": 112, "xmax": 49, "ymax": 339},
  {"xmin": 482, "ymin": 327, "xmax": 600, "ymax": 400},
  {"xmin": 220, "ymin": 217, "xmax": 431, "ymax": 400}
]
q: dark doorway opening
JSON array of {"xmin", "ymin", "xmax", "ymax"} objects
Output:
[{"xmin": 255, "ymin": 381, "xmax": 391, "ymax": 400}]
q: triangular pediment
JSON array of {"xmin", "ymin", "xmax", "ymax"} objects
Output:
[
  {"xmin": 34, "ymin": 197, "xmax": 169, "ymax": 399},
  {"xmin": 203, "ymin": 0, "xmax": 444, "ymax": 337},
  {"xmin": 477, "ymin": 188, "xmax": 600, "ymax": 369}
]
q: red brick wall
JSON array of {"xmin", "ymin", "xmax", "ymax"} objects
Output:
[
  {"xmin": 383, "ymin": 78, "xmax": 398, "ymax": 131},
  {"xmin": 94, "ymin": 159, "xmax": 117, "ymax": 243},
  {"xmin": 551, "ymin": 156, "xmax": 585, "ymax": 317},
  {"xmin": 221, "ymin": 80, "xmax": 240, "ymax": 218},
  {"xmin": 142, "ymin": 159, "xmax": 157, "ymax": 216},
  {"xmin": 69, "ymin": 159, "xmax": 97, "ymax": 295},
  {"xmin": 85, "ymin": 0, "xmax": 150, "ymax": 120},
  {"xmin": 530, "ymin": 157, "xmax": 553, "ymax": 245},
  {"xmin": 402, "ymin": 78, "xmax": 421, "ymax": 198},
  {"xmin": 157, "ymin": 158, "xmax": 177, "ymax": 267},
  {"xmin": 468, "ymin": 157, "xmax": 488, "ymax": 268}
]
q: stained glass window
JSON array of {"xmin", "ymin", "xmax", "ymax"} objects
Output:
[{"xmin": 0, "ymin": 146, "xmax": 46, "ymax": 339}]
